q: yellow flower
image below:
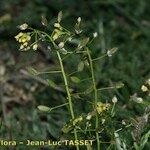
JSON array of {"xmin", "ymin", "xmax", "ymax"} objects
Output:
[
  {"xmin": 73, "ymin": 116, "xmax": 83, "ymax": 125},
  {"xmin": 96, "ymin": 102, "xmax": 110, "ymax": 114},
  {"xmin": 52, "ymin": 29, "xmax": 62, "ymax": 41},
  {"xmin": 141, "ymin": 85, "xmax": 148, "ymax": 92},
  {"xmin": 54, "ymin": 23, "xmax": 61, "ymax": 28},
  {"xmin": 52, "ymin": 33, "xmax": 59, "ymax": 41},
  {"xmin": 15, "ymin": 32, "xmax": 23, "ymax": 41},
  {"xmin": 15, "ymin": 32, "xmax": 31, "ymax": 50}
]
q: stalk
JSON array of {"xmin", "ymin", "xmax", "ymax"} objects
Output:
[
  {"xmin": 86, "ymin": 48, "xmax": 100, "ymax": 150},
  {"xmin": 34, "ymin": 30, "xmax": 79, "ymax": 149},
  {"xmin": 57, "ymin": 51, "xmax": 79, "ymax": 150}
]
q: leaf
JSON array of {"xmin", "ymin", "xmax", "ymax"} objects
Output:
[
  {"xmin": 62, "ymin": 124, "xmax": 73, "ymax": 134},
  {"xmin": 70, "ymin": 76, "xmax": 80, "ymax": 83},
  {"xmin": 47, "ymin": 79, "xmax": 57, "ymax": 88},
  {"xmin": 84, "ymin": 86, "xmax": 93, "ymax": 94},
  {"xmin": 139, "ymin": 130, "xmax": 150, "ymax": 149},
  {"xmin": 57, "ymin": 11, "xmax": 62, "ymax": 23},
  {"xmin": 114, "ymin": 82, "xmax": 124, "ymax": 88},
  {"xmin": 77, "ymin": 61, "xmax": 84, "ymax": 72},
  {"xmin": 41, "ymin": 15, "xmax": 48, "ymax": 26},
  {"xmin": 27, "ymin": 67, "xmax": 38, "ymax": 76},
  {"xmin": 114, "ymin": 132, "xmax": 127, "ymax": 150}
]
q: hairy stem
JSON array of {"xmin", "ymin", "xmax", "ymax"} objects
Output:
[
  {"xmin": 57, "ymin": 51, "xmax": 79, "ymax": 150},
  {"xmin": 86, "ymin": 47, "xmax": 100, "ymax": 150}
]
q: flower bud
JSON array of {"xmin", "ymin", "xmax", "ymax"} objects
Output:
[
  {"xmin": 58, "ymin": 42, "xmax": 64, "ymax": 49},
  {"xmin": 19, "ymin": 23, "xmax": 28, "ymax": 30},
  {"xmin": 107, "ymin": 47, "xmax": 118, "ymax": 57},
  {"xmin": 77, "ymin": 17, "xmax": 81, "ymax": 23},
  {"xmin": 112, "ymin": 96, "xmax": 118, "ymax": 103},
  {"xmin": 93, "ymin": 32, "xmax": 98, "ymax": 38},
  {"xmin": 33, "ymin": 44, "xmax": 38, "ymax": 50}
]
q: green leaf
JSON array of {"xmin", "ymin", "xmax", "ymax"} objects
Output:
[
  {"xmin": 70, "ymin": 76, "xmax": 80, "ymax": 83},
  {"xmin": 77, "ymin": 61, "xmax": 84, "ymax": 72},
  {"xmin": 41, "ymin": 15, "xmax": 48, "ymax": 26},
  {"xmin": 47, "ymin": 79, "xmax": 57, "ymax": 88},
  {"xmin": 27, "ymin": 67, "xmax": 38, "ymax": 75},
  {"xmin": 114, "ymin": 132, "xmax": 127, "ymax": 150},
  {"xmin": 62, "ymin": 124, "xmax": 73, "ymax": 133},
  {"xmin": 139, "ymin": 130, "xmax": 150, "ymax": 149},
  {"xmin": 114, "ymin": 82, "xmax": 124, "ymax": 88}
]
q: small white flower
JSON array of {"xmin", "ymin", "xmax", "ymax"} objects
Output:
[
  {"xmin": 141, "ymin": 85, "xmax": 148, "ymax": 92},
  {"xmin": 107, "ymin": 50, "xmax": 112, "ymax": 57},
  {"xmin": 58, "ymin": 42, "xmax": 64, "ymax": 49},
  {"xmin": 102, "ymin": 119, "xmax": 105, "ymax": 124},
  {"xmin": 19, "ymin": 23, "xmax": 28, "ymax": 30},
  {"xmin": 93, "ymin": 32, "xmax": 98, "ymax": 38},
  {"xmin": 33, "ymin": 44, "xmax": 38, "ymax": 50},
  {"xmin": 136, "ymin": 97, "xmax": 143, "ymax": 103},
  {"xmin": 77, "ymin": 17, "xmax": 81, "ymax": 23},
  {"xmin": 112, "ymin": 96, "xmax": 118, "ymax": 103},
  {"xmin": 122, "ymin": 120, "xmax": 126, "ymax": 125},
  {"xmin": 86, "ymin": 114, "xmax": 92, "ymax": 120}
]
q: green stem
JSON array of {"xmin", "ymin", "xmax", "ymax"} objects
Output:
[
  {"xmin": 97, "ymin": 86, "xmax": 115, "ymax": 91},
  {"xmin": 92, "ymin": 53, "xmax": 107, "ymax": 61},
  {"xmin": 57, "ymin": 51, "xmax": 79, "ymax": 150},
  {"xmin": 86, "ymin": 48, "xmax": 100, "ymax": 150},
  {"xmin": 50, "ymin": 102, "xmax": 69, "ymax": 111},
  {"xmin": 36, "ymin": 29, "xmax": 79, "ymax": 150},
  {"xmin": 38, "ymin": 70, "xmax": 61, "ymax": 75}
]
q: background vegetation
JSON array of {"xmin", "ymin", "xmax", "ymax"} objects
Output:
[{"xmin": 0, "ymin": 0, "xmax": 149, "ymax": 149}]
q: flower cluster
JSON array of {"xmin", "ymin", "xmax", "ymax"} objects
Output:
[
  {"xmin": 96, "ymin": 102, "xmax": 110, "ymax": 114},
  {"xmin": 15, "ymin": 32, "xmax": 31, "ymax": 50},
  {"xmin": 52, "ymin": 23, "xmax": 63, "ymax": 41}
]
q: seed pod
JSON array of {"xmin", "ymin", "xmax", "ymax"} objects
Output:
[{"xmin": 38, "ymin": 105, "xmax": 51, "ymax": 112}]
